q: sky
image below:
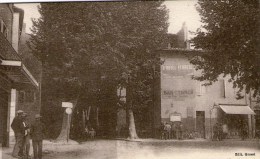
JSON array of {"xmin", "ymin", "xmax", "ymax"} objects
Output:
[{"xmin": 14, "ymin": 1, "xmax": 202, "ymax": 39}]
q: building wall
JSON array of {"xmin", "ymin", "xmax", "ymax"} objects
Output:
[
  {"xmin": 0, "ymin": 4, "xmax": 13, "ymax": 42},
  {"xmin": 159, "ymin": 51, "xmax": 248, "ymax": 139},
  {"xmin": 16, "ymin": 90, "xmax": 41, "ymax": 125},
  {"xmin": 0, "ymin": 3, "xmax": 14, "ymax": 147},
  {"xmin": 0, "ymin": 74, "xmax": 11, "ymax": 146},
  {"xmin": 11, "ymin": 12, "xmax": 19, "ymax": 52},
  {"xmin": 16, "ymin": 23, "xmax": 41, "ymax": 124},
  {"xmin": 0, "ymin": 4, "xmax": 41, "ymax": 146}
]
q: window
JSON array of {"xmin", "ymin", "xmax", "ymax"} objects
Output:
[
  {"xmin": 196, "ymin": 81, "xmax": 206, "ymax": 96},
  {"xmin": 219, "ymin": 79, "xmax": 226, "ymax": 98},
  {"xmin": 0, "ymin": 20, "xmax": 8, "ymax": 38}
]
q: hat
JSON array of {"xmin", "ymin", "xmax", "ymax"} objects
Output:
[
  {"xmin": 17, "ymin": 110, "xmax": 24, "ymax": 114},
  {"xmin": 35, "ymin": 114, "xmax": 42, "ymax": 119}
]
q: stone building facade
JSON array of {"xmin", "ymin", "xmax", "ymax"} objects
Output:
[
  {"xmin": 155, "ymin": 23, "xmax": 257, "ymax": 139},
  {"xmin": 0, "ymin": 4, "xmax": 41, "ymax": 147},
  {"xmin": 157, "ymin": 48, "xmax": 256, "ymax": 139}
]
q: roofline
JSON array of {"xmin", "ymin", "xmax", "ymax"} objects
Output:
[
  {"xmin": 159, "ymin": 48, "xmax": 202, "ymax": 52},
  {"xmin": 157, "ymin": 48, "xmax": 207, "ymax": 56}
]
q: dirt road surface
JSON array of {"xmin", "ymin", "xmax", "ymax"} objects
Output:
[{"xmin": 1, "ymin": 139, "xmax": 260, "ymax": 159}]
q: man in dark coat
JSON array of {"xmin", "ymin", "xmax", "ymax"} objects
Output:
[
  {"xmin": 179, "ymin": 122, "xmax": 183, "ymax": 140},
  {"xmin": 213, "ymin": 122, "xmax": 219, "ymax": 141},
  {"xmin": 160, "ymin": 122, "xmax": 165, "ymax": 139},
  {"xmin": 31, "ymin": 114, "xmax": 45, "ymax": 159},
  {"xmin": 22, "ymin": 113, "xmax": 31, "ymax": 159},
  {"xmin": 11, "ymin": 110, "xmax": 25, "ymax": 158}
]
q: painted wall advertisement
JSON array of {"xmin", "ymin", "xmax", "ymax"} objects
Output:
[
  {"xmin": 161, "ymin": 64, "xmax": 194, "ymax": 77},
  {"xmin": 162, "ymin": 89, "xmax": 195, "ymax": 100}
]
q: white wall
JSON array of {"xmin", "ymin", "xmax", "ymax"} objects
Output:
[
  {"xmin": 12, "ymin": 12, "xmax": 19, "ymax": 52},
  {"xmin": 9, "ymin": 89, "xmax": 17, "ymax": 138}
]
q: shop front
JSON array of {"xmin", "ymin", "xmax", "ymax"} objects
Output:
[{"xmin": 217, "ymin": 104, "xmax": 255, "ymax": 139}]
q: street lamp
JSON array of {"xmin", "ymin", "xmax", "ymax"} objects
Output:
[{"xmin": 209, "ymin": 103, "xmax": 218, "ymax": 140}]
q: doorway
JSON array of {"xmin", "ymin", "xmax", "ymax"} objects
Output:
[{"xmin": 196, "ymin": 111, "xmax": 205, "ymax": 138}]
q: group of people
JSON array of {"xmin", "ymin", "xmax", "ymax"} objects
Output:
[
  {"xmin": 213, "ymin": 121, "xmax": 248, "ymax": 141},
  {"xmin": 212, "ymin": 122, "xmax": 226, "ymax": 141},
  {"xmin": 11, "ymin": 110, "xmax": 45, "ymax": 159},
  {"xmin": 160, "ymin": 122, "xmax": 183, "ymax": 140}
]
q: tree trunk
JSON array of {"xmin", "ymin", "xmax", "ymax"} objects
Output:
[
  {"xmin": 96, "ymin": 106, "xmax": 99, "ymax": 128},
  {"xmin": 85, "ymin": 106, "xmax": 91, "ymax": 128},
  {"xmin": 82, "ymin": 110, "xmax": 86, "ymax": 130},
  {"xmin": 128, "ymin": 109, "xmax": 138, "ymax": 139},
  {"xmin": 126, "ymin": 85, "xmax": 139, "ymax": 139},
  {"xmin": 56, "ymin": 110, "xmax": 71, "ymax": 141},
  {"xmin": 56, "ymin": 96, "xmax": 80, "ymax": 142}
]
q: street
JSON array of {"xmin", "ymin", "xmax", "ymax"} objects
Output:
[{"xmin": 1, "ymin": 139, "xmax": 259, "ymax": 159}]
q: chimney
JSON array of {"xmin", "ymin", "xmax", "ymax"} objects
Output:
[
  {"xmin": 12, "ymin": 12, "xmax": 20, "ymax": 52},
  {"xmin": 177, "ymin": 22, "xmax": 190, "ymax": 49},
  {"xmin": 182, "ymin": 22, "xmax": 188, "ymax": 42}
]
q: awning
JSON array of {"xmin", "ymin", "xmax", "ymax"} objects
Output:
[
  {"xmin": 0, "ymin": 60, "xmax": 39, "ymax": 88},
  {"xmin": 219, "ymin": 104, "xmax": 255, "ymax": 115}
]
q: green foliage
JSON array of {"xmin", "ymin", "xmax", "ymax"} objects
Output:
[{"xmin": 191, "ymin": 0, "xmax": 260, "ymax": 97}]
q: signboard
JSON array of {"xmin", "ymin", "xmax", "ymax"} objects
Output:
[
  {"xmin": 62, "ymin": 102, "xmax": 73, "ymax": 108},
  {"xmin": 117, "ymin": 87, "xmax": 126, "ymax": 102},
  {"xmin": 162, "ymin": 89, "xmax": 194, "ymax": 99},
  {"xmin": 170, "ymin": 113, "xmax": 181, "ymax": 122},
  {"xmin": 162, "ymin": 64, "xmax": 194, "ymax": 77},
  {"xmin": 65, "ymin": 108, "xmax": 72, "ymax": 115}
]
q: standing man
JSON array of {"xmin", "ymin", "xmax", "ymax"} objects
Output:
[
  {"xmin": 171, "ymin": 122, "xmax": 176, "ymax": 139},
  {"xmin": 241, "ymin": 122, "xmax": 248, "ymax": 140},
  {"xmin": 11, "ymin": 110, "xmax": 25, "ymax": 158},
  {"xmin": 160, "ymin": 122, "xmax": 165, "ymax": 139},
  {"xmin": 31, "ymin": 114, "xmax": 45, "ymax": 159},
  {"xmin": 22, "ymin": 113, "xmax": 31, "ymax": 159},
  {"xmin": 222, "ymin": 123, "xmax": 228, "ymax": 139},
  {"xmin": 217, "ymin": 122, "xmax": 223, "ymax": 141},
  {"xmin": 179, "ymin": 122, "xmax": 183, "ymax": 140},
  {"xmin": 165, "ymin": 122, "xmax": 171, "ymax": 140},
  {"xmin": 213, "ymin": 122, "xmax": 218, "ymax": 141}
]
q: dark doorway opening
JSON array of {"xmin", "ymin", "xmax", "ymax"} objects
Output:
[{"xmin": 196, "ymin": 111, "xmax": 205, "ymax": 138}]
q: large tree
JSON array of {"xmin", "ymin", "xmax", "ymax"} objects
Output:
[
  {"xmin": 191, "ymin": 0, "xmax": 260, "ymax": 98},
  {"xmin": 29, "ymin": 2, "xmax": 168, "ymax": 139}
]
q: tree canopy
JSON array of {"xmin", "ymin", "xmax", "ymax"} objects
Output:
[
  {"xmin": 191, "ymin": 0, "xmax": 260, "ymax": 97},
  {"xmin": 29, "ymin": 2, "xmax": 169, "ymax": 138}
]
